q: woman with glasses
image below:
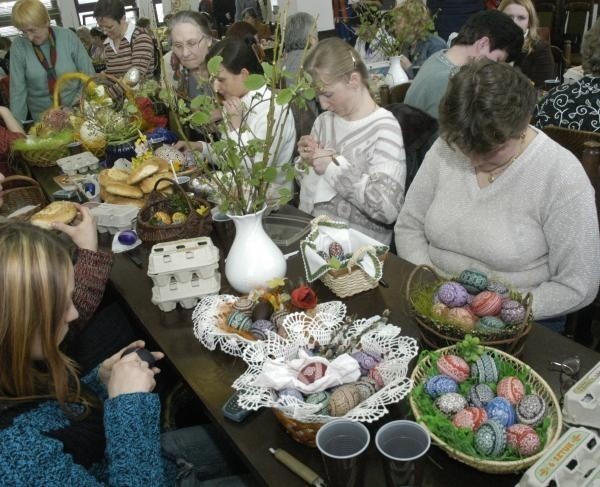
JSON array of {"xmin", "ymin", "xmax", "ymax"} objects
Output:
[{"xmin": 9, "ymin": 0, "xmax": 94, "ymax": 123}]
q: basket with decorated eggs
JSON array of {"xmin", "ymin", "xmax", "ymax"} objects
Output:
[
  {"xmin": 300, "ymin": 216, "xmax": 388, "ymax": 298},
  {"xmin": 231, "ymin": 312, "xmax": 419, "ymax": 447},
  {"xmin": 193, "ymin": 280, "xmax": 347, "ymax": 358},
  {"xmin": 407, "ymin": 265, "xmax": 533, "ymax": 357},
  {"xmin": 409, "ymin": 337, "xmax": 562, "ymax": 474}
]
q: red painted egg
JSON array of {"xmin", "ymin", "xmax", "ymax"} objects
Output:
[
  {"xmin": 497, "ymin": 376, "xmax": 525, "ymax": 405},
  {"xmin": 298, "ymin": 362, "xmax": 328, "ymax": 385},
  {"xmin": 507, "ymin": 424, "xmax": 541, "ymax": 457},
  {"xmin": 437, "ymin": 354, "xmax": 470, "ymax": 383},
  {"xmin": 471, "ymin": 291, "xmax": 503, "ymax": 317},
  {"xmin": 452, "ymin": 407, "xmax": 488, "ymax": 431}
]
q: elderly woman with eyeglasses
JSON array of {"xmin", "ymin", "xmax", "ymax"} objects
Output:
[{"xmin": 9, "ymin": 0, "xmax": 94, "ymax": 123}]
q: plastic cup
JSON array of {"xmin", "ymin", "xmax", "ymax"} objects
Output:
[
  {"xmin": 315, "ymin": 419, "xmax": 370, "ymax": 487},
  {"xmin": 375, "ymin": 420, "xmax": 431, "ymax": 487}
]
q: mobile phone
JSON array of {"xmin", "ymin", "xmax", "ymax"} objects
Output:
[
  {"xmin": 222, "ymin": 391, "xmax": 253, "ymax": 422},
  {"xmin": 121, "ymin": 346, "xmax": 156, "ymax": 367}
]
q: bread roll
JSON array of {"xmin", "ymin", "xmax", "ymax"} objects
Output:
[
  {"xmin": 127, "ymin": 161, "xmax": 159, "ymax": 185},
  {"xmin": 105, "ymin": 182, "xmax": 144, "ymax": 199},
  {"xmin": 103, "ymin": 193, "xmax": 147, "ymax": 208},
  {"xmin": 145, "ymin": 156, "xmax": 170, "ymax": 173},
  {"xmin": 140, "ymin": 173, "xmax": 174, "ymax": 194},
  {"xmin": 98, "ymin": 168, "xmax": 130, "ymax": 186},
  {"xmin": 30, "ymin": 201, "xmax": 78, "ymax": 229}
]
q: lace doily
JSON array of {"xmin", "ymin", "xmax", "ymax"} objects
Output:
[
  {"xmin": 233, "ymin": 315, "xmax": 419, "ymax": 423},
  {"xmin": 192, "ymin": 294, "xmax": 347, "ymax": 358}
]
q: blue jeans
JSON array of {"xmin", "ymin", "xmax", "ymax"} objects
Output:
[
  {"xmin": 537, "ymin": 316, "xmax": 567, "ymax": 334},
  {"xmin": 161, "ymin": 425, "xmax": 253, "ymax": 487}
]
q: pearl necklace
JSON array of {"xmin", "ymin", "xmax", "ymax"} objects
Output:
[{"xmin": 487, "ymin": 132, "xmax": 527, "ymax": 184}]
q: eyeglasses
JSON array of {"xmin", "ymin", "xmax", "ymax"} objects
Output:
[
  {"xmin": 549, "ymin": 355, "xmax": 581, "ymax": 404},
  {"xmin": 171, "ymin": 37, "xmax": 207, "ymax": 52}
]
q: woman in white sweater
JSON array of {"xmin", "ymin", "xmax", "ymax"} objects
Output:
[
  {"xmin": 297, "ymin": 37, "xmax": 406, "ymax": 245},
  {"xmin": 394, "ymin": 60, "xmax": 600, "ymax": 330}
]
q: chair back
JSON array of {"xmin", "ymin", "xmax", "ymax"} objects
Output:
[
  {"xmin": 389, "ymin": 82, "xmax": 411, "ymax": 104},
  {"xmin": 563, "ymin": 1, "xmax": 594, "ymax": 59},
  {"xmin": 541, "ymin": 125, "xmax": 600, "ymax": 160},
  {"xmin": 549, "ymin": 45, "xmax": 566, "ymax": 82}
]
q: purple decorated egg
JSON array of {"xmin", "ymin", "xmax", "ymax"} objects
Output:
[
  {"xmin": 118, "ymin": 230, "xmax": 138, "ymax": 245},
  {"xmin": 487, "ymin": 281, "xmax": 510, "ymax": 298},
  {"xmin": 452, "ymin": 407, "xmax": 488, "ymax": 431},
  {"xmin": 485, "ymin": 397, "xmax": 516, "ymax": 427},
  {"xmin": 250, "ymin": 319, "xmax": 276, "ymax": 340},
  {"xmin": 507, "ymin": 424, "xmax": 541, "ymax": 457},
  {"xmin": 437, "ymin": 282, "xmax": 469, "ymax": 307},
  {"xmin": 425, "ymin": 375, "xmax": 459, "ymax": 398},
  {"xmin": 474, "ymin": 420, "xmax": 507, "ymax": 457},
  {"xmin": 298, "ymin": 362, "xmax": 328, "ymax": 385},
  {"xmin": 471, "ymin": 291, "xmax": 503, "ymax": 317},
  {"xmin": 435, "ymin": 392, "xmax": 467, "ymax": 416},
  {"xmin": 328, "ymin": 241, "xmax": 345, "ymax": 259},
  {"xmin": 500, "ymin": 300, "xmax": 526, "ymax": 325},
  {"xmin": 497, "ymin": 377, "xmax": 525, "ymax": 405},
  {"xmin": 437, "ymin": 354, "xmax": 470, "ymax": 382},
  {"xmin": 350, "ymin": 350, "xmax": 381, "ymax": 375}
]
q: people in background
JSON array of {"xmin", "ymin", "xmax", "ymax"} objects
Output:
[
  {"xmin": 499, "ymin": 0, "xmax": 554, "ymax": 87},
  {"xmin": 297, "ymin": 37, "xmax": 406, "ymax": 246},
  {"xmin": 404, "ymin": 9, "xmax": 523, "ymax": 119},
  {"xmin": 234, "ymin": 0, "xmax": 259, "ymax": 22},
  {"xmin": 395, "ymin": 60, "xmax": 600, "ymax": 331},
  {"xmin": 89, "ymin": 27, "xmax": 106, "ymax": 62},
  {"xmin": 76, "ymin": 26, "xmax": 93, "ymax": 55},
  {"xmin": 533, "ymin": 19, "xmax": 600, "ymax": 132},
  {"xmin": 9, "ymin": 0, "xmax": 94, "ymax": 122},
  {"xmin": 241, "ymin": 6, "xmax": 271, "ymax": 40},
  {"xmin": 426, "ymin": 0, "xmax": 485, "ymax": 42}
]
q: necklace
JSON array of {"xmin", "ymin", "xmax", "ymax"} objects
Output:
[{"xmin": 487, "ymin": 131, "xmax": 527, "ymax": 184}]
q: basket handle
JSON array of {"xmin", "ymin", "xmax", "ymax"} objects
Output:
[
  {"xmin": 346, "ymin": 245, "xmax": 376, "ymax": 272},
  {"xmin": 2, "ymin": 175, "xmax": 42, "ymax": 188},
  {"xmin": 405, "ymin": 264, "xmax": 439, "ymax": 304},
  {"xmin": 151, "ymin": 177, "xmax": 196, "ymax": 213},
  {"xmin": 522, "ymin": 292, "xmax": 533, "ymax": 323},
  {"xmin": 310, "ymin": 214, "xmax": 331, "ymax": 232},
  {"xmin": 80, "ymin": 72, "xmax": 137, "ymax": 109}
]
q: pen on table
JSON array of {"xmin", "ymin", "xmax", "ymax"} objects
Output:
[{"xmin": 269, "ymin": 448, "xmax": 326, "ymax": 487}]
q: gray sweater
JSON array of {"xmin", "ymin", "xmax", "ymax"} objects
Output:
[{"xmin": 395, "ymin": 129, "xmax": 600, "ymax": 319}]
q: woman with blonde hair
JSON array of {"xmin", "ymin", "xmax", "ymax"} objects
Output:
[
  {"xmin": 297, "ymin": 37, "xmax": 406, "ymax": 245},
  {"xmin": 9, "ymin": 0, "xmax": 94, "ymax": 122},
  {"xmin": 499, "ymin": 0, "xmax": 555, "ymax": 87}
]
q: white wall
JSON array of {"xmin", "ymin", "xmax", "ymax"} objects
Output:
[{"xmin": 281, "ymin": 0, "xmax": 334, "ymax": 32}]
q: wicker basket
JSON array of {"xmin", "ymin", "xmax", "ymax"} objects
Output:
[
  {"xmin": 320, "ymin": 246, "xmax": 387, "ymax": 298},
  {"xmin": 272, "ymin": 408, "xmax": 326, "ymax": 448},
  {"xmin": 136, "ymin": 177, "xmax": 212, "ymax": 243},
  {"xmin": 409, "ymin": 345, "xmax": 562, "ymax": 474},
  {"xmin": 406, "ymin": 265, "xmax": 533, "ymax": 357},
  {"xmin": 19, "ymin": 146, "xmax": 69, "ymax": 168},
  {"xmin": 0, "ymin": 175, "xmax": 47, "ymax": 219}
]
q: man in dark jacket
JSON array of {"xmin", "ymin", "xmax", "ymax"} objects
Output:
[{"xmin": 427, "ymin": 0, "xmax": 485, "ymax": 42}]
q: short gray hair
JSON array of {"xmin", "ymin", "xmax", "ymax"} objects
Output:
[{"xmin": 284, "ymin": 12, "xmax": 315, "ymax": 52}]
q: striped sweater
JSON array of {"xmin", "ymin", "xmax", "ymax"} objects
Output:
[
  {"xmin": 104, "ymin": 23, "xmax": 155, "ymax": 79},
  {"xmin": 298, "ymin": 107, "xmax": 406, "ymax": 245}
]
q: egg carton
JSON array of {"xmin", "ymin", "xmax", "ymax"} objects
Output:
[
  {"xmin": 517, "ymin": 427, "xmax": 600, "ymax": 487},
  {"xmin": 56, "ymin": 152, "xmax": 100, "ymax": 175},
  {"xmin": 147, "ymin": 237, "xmax": 219, "ymax": 277},
  {"xmin": 89, "ymin": 203, "xmax": 140, "ymax": 234},
  {"xmin": 563, "ymin": 360, "xmax": 600, "ymax": 430},
  {"xmin": 151, "ymin": 272, "xmax": 221, "ymax": 312}
]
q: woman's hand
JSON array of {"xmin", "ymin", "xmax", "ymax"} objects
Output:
[
  {"xmin": 52, "ymin": 203, "xmax": 98, "ymax": 251},
  {"xmin": 222, "ymin": 97, "xmax": 243, "ymax": 130},
  {"xmin": 297, "ymin": 135, "xmax": 320, "ymax": 164}
]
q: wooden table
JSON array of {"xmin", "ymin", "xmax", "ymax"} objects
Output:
[{"xmin": 106, "ymin": 225, "xmax": 600, "ymax": 487}]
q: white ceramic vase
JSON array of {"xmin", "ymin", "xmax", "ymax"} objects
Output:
[
  {"xmin": 225, "ymin": 206, "xmax": 286, "ymax": 294},
  {"xmin": 386, "ymin": 55, "xmax": 409, "ymax": 87}
]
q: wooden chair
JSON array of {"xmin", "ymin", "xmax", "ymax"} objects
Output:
[
  {"xmin": 550, "ymin": 45, "xmax": 567, "ymax": 82},
  {"xmin": 541, "ymin": 124, "xmax": 600, "ymax": 160},
  {"xmin": 563, "ymin": 1, "xmax": 595, "ymax": 65},
  {"xmin": 535, "ymin": 1, "xmax": 561, "ymax": 46},
  {"xmin": 389, "ymin": 82, "xmax": 412, "ymax": 104}
]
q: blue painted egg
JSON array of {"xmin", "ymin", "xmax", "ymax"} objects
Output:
[
  {"xmin": 435, "ymin": 392, "xmax": 467, "ymax": 416},
  {"xmin": 227, "ymin": 310, "xmax": 252, "ymax": 331},
  {"xmin": 437, "ymin": 282, "xmax": 469, "ymax": 307},
  {"xmin": 350, "ymin": 350, "xmax": 381, "ymax": 375},
  {"xmin": 118, "ymin": 230, "xmax": 138, "ymax": 246},
  {"xmin": 485, "ymin": 397, "xmax": 516, "ymax": 427},
  {"xmin": 468, "ymin": 383, "xmax": 496, "ymax": 408},
  {"xmin": 474, "ymin": 420, "xmax": 507, "ymax": 457},
  {"xmin": 471, "ymin": 354, "xmax": 499, "ymax": 383},
  {"xmin": 425, "ymin": 375, "xmax": 459, "ymax": 398},
  {"xmin": 250, "ymin": 319, "xmax": 276, "ymax": 340},
  {"xmin": 459, "ymin": 269, "xmax": 488, "ymax": 294},
  {"xmin": 278, "ymin": 388, "xmax": 304, "ymax": 402},
  {"xmin": 478, "ymin": 316, "xmax": 507, "ymax": 333}
]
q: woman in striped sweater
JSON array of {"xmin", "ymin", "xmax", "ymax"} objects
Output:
[{"xmin": 297, "ymin": 37, "xmax": 406, "ymax": 245}]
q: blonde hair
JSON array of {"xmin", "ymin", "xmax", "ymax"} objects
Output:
[
  {"xmin": 498, "ymin": 0, "xmax": 540, "ymax": 53},
  {"xmin": 12, "ymin": 0, "xmax": 50, "ymax": 30},
  {"xmin": 303, "ymin": 37, "xmax": 369, "ymax": 90},
  {"xmin": 0, "ymin": 222, "xmax": 81, "ymax": 409},
  {"xmin": 392, "ymin": 0, "xmax": 434, "ymax": 42}
]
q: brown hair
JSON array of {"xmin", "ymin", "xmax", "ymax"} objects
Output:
[
  {"xmin": 498, "ymin": 0, "xmax": 541, "ymax": 53},
  {"xmin": 0, "ymin": 222, "xmax": 81, "ymax": 409},
  {"xmin": 439, "ymin": 59, "xmax": 536, "ymax": 155}
]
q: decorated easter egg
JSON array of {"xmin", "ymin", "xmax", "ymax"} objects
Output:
[
  {"xmin": 497, "ymin": 377, "xmax": 525, "ymax": 405},
  {"xmin": 478, "ymin": 316, "xmax": 506, "ymax": 333},
  {"xmin": 437, "ymin": 282, "xmax": 469, "ymax": 307},
  {"xmin": 233, "ymin": 297, "xmax": 254, "ymax": 316},
  {"xmin": 486, "ymin": 281, "xmax": 510, "ymax": 298},
  {"xmin": 328, "ymin": 241, "xmax": 345, "ymax": 259},
  {"xmin": 425, "ymin": 375, "xmax": 459, "ymax": 398},
  {"xmin": 154, "ymin": 144, "xmax": 186, "ymax": 163},
  {"xmin": 79, "ymin": 120, "xmax": 106, "ymax": 146},
  {"xmin": 431, "ymin": 302, "xmax": 448, "ymax": 318},
  {"xmin": 485, "ymin": 397, "xmax": 516, "ymax": 427},
  {"xmin": 250, "ymin": 319, "xmax": 276, "ymax": 340},
  {"xmin": 227, "ymin": 310, "xmax": 252, "ymax": 331},
  {"xmin": 278, "ymin": 388, "xmax": 304, "ymax": 402},
  {"xmin": 516, "ymin": 394, "xmax": 546, "ymax": 426},
  {"xmin": 500, "ymin": 300, "xmax": 526, "ymax": 325},
  {"xmin": 459, "ymin": 269, "xmax": 488, "ymax": 294},
  {"xmin": 452, "ymin": 407, "xmax": 488, "ymax": 431},
  {"xmin": 368, "ymin": 364, "xmax": 385, "ymax": 389},
  {"xmin": 471, "ymin": 291, "xmax": 503, "ymax": 317},
  {"xmin": 270, "ymin": 310, "xmax": 290, "ymax": 337},
  {"xmin": 445, "ymin": 307, "xmax": 478, "ymax": 332},
  {"xmin": 329, "ymin": 384, "xmax": 362, "ymax": 416},
  {"xmin": 468, "ymin": 383, "xmax": 495, "ymax": 408},
  {"xmin": 252, "ymin": 300, "xmax": 274, "ymax": 322},
  {"xmin": 475, "ymin": 420, "xmax": 507, "ymax": 457},
  {"xmin": 118, "ymin": 230, "xmax": 138, "ymax": 246},
  {"xmin": 298, "ymin": 362, "xmax": 328, "ymax": 385},
  {"xmin": 435, "ymin": 392, "xmax": 467, "ymax": 416},
  {"xmin": 437, "ymin": 354, "xmax": 470, "ymax": 383},
  {"xmin": 305, "ymin": 391, "xmax": 330, "ymax": 415},
  {"xmin": 471, "ymin": 354, "xmax": 499, "ymax": 383},
  {"xmin": 350, "ymin": 350, "xmax": 381, "ymax": 375},
  {"xmin": 507, "ymin": 424, "xmax": 541, "ymax": 457},
  {"xmin": 354, "ymin": 377, "xmax": 379, "ymax": 402}
]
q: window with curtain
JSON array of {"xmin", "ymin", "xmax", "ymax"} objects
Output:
[{"xmin": 0, "ymin": 0, "xmax": 61, "ymax": 37}]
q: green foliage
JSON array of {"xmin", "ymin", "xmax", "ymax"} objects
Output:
[
  {"xmin": 245, "ymin": 74, "xmax": 266, "ymax": 91},
  {"xmin": 207, "ymin": 55, "xmax": 222, "ymax": 76}
]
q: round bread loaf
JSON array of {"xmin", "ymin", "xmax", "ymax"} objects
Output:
[
  {"xmin": 102, "ymin": 193, "xmax": 147, "ymax": 208},
  {"xmin": 98, "ymin": 167, "xmax": 130, "ymax": 186},
  {"xmin": 140, "ymin": 173, "xmax": 174, "ymax": 193},
  {"xmin": 105, "ymin": 182, "xmax": 144, "ymax": 199},
  {"xmin": 127, "ymin": 161, "xmax": 160, "ymax": 185},
  {"xmin": 30, "ymin": 201, "xmax": 78, "ymax": 229}
]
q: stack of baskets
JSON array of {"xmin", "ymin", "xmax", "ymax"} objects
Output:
[{"xmin": 0, "ymin": 176, "xmax": 47, "ymax": 220}]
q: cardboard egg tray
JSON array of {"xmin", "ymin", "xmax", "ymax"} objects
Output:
[
  {"xmin": 89, "ymin": 203, "xmax": 140, "ymax": 234},
  {"xmin": 56, "ymin": 152, "xmax": 100, "ymax": 175},
  {"xmin": 518, "ymin": 427, "xmax": 600, "ymax": 487},
  {"xmin": 147, "ymin": 237, "xmax": 221, "ymax": 312}
]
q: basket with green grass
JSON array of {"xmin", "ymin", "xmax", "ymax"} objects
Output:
[
  {"xmin": 406, "ymin": 265, "xmax": 533, "ymax": 356},
  {"xmin": 12, "ymin": 130, "xmax": 72, "ymax": 167},
  {"xmin": 409, "ymin": 342, "xmax": 562, "ymax": 474}
]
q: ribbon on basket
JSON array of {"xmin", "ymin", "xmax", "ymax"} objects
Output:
[{"xmin": 300, "ymin": 216, "xmax": 388, "ymax": 282}]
